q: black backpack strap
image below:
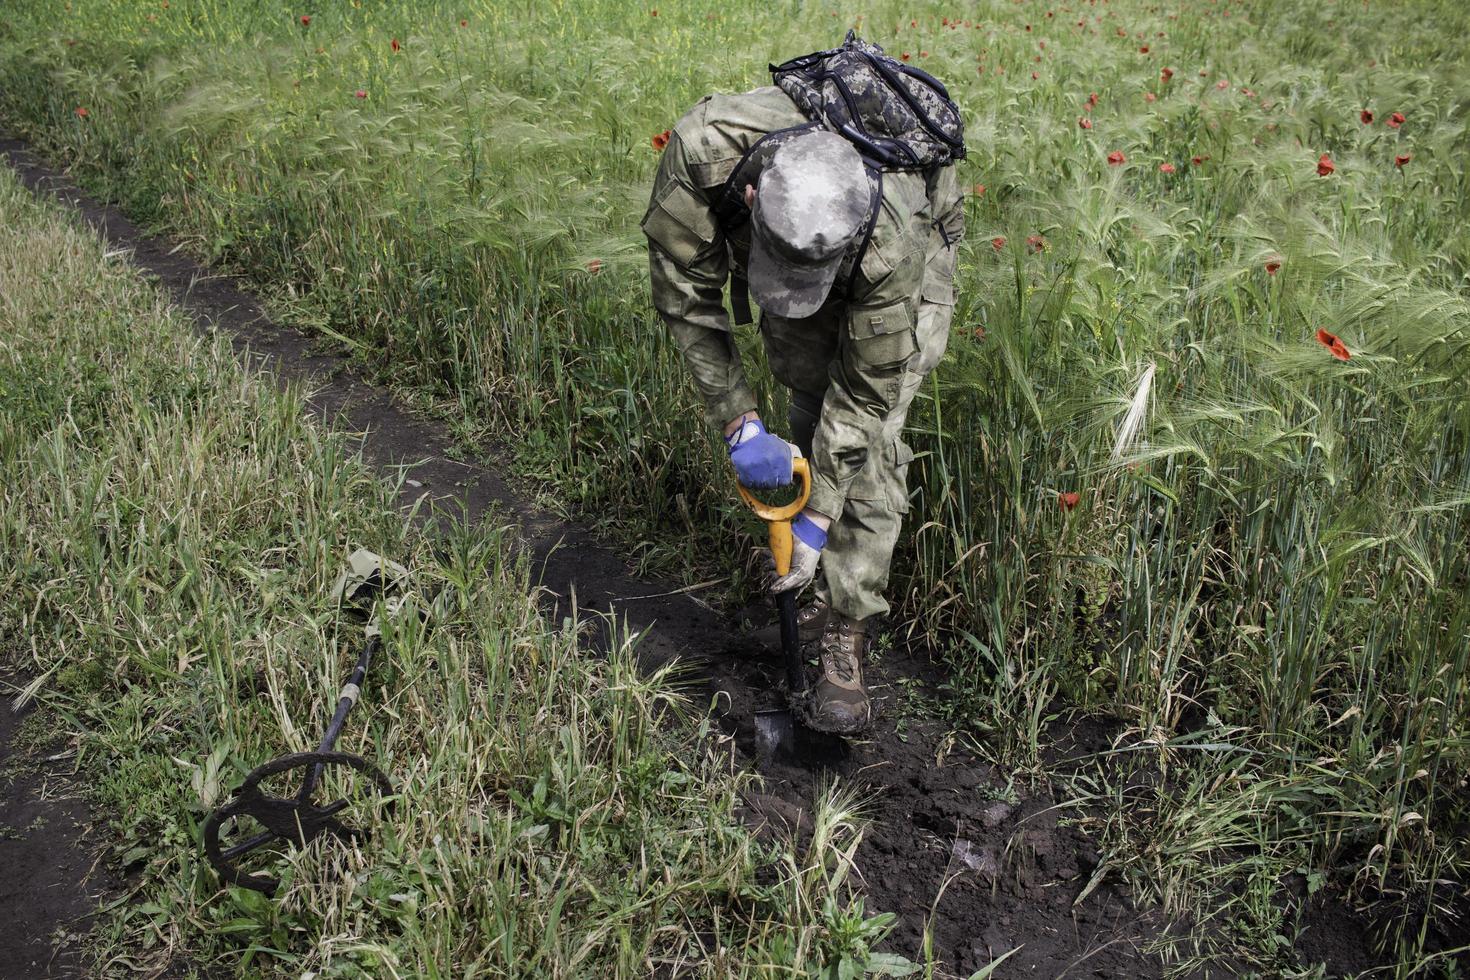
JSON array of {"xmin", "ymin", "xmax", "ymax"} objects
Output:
[
  {"xmin": 844, "ymin": 166, "xmax": 883, "ymax": 294},
  {"xmin": 729, "ymin": 271, "xmax": 753, "ymax": 325}
]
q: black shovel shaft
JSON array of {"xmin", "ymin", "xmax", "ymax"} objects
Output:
[{"xmin": 778, "ymin": 590, "xmax": 805, "ymax": 695}]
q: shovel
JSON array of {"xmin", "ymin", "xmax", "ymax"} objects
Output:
[
  {"xmin": 737, "ymin": 458, "xmax": 813, "ymax": 757},
  {"xmin": 202, "ymin": 550, "xmax": 417, "ymax": 896}
]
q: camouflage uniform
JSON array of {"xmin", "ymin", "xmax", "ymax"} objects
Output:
[{"xmin": 643, "ymin": 86, "xmax": 963, "ymax": 622}]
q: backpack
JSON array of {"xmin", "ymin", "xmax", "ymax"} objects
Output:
[
  {"xmin": 771, "ymin": 31, "xmax": 966, "ymax": 171},
  {"xmin": 715, "ymin": 33, "xmax": 965, "ymax": 322}
]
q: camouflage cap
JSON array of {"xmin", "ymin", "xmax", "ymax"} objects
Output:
[{"xmin": 748, "ymin": 131, "xmax": 870, "ymax": 319}]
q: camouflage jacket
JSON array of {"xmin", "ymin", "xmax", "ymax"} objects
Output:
[{"xmin": 643, "ymin": 86, "xmax": 963, "ymax": 520}]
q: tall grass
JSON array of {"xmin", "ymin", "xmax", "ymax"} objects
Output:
[{"xmin": 3, "ymin": 0, "xmax": 1469, "ymax": 967}]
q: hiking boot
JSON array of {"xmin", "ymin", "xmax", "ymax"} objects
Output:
[
  {"xmin": 751, "ymin": 595, "xmax": 829, "ymax": 653},
  {"xmin": 802, "ymin": 612, "xmax": 872, "ymax": 735}
]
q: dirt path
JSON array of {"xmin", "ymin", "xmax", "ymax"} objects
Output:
[
  {"xmin": 0, "ymin": 685, "xmax": 114, "ymax": 979},
  {"xmin": 1, "ymin": 135, "xmax": 1204, "ymax": 978}
]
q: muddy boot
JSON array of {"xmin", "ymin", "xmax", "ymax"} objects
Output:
[
  {"xmin": 802, "ymin": 612, "xmax": 872, "ymax": 735},
  {"xmin": 750, "ymin": 595, "xmax": 829, "ymax": 653}
]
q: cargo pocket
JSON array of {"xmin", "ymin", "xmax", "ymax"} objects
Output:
[
  {"xmin": 847, "ymin": 300, "xmax": 917, "ymax": 370},
  {"xmin": 891, "ymin": 440, "xmax": 916, "ymax": 513},
  {"xmin": 640, "ymin": 180, "xmax": 717, "ymax": 267},
  {"xmin": 916, "ymin": 259, "xmax": 957, "ymax": 375},
  {"xmin": 921, "ymin": 260, "xmax": 957, "ymax": 308},
  {"xmin": 846, "ymin": 437, "xmax": 916, "ymax": 509}
]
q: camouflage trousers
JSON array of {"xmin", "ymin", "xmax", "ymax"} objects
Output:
[{"xmin": 760, "ymin": 294, "xmax": 953, "ymax": 622}]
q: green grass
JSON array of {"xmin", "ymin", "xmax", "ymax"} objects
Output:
[
  {"xmin": 0, "ymin": 166, "xmax": 909, "ymax": 977},
  {"xmin": 3, "ymin": 0, "xmax": 1470, "ymax": 972}
]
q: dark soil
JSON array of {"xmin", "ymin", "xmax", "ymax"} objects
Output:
[
  {"xmin": 0, "ymin": 134, "xmax": 1403, "ymax": 978},
  {"xmin": 0, "ymin": 683, "xmax": 114, "ymax": 979}
]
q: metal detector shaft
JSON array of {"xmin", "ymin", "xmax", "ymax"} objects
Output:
[{"xmin": 299, "ymin": 636, "xmax": 379, "ymax": 801}]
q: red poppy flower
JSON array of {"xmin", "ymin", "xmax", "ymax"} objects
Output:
[
  {"xmin": 1059, "ymin": 491, "xmax": 1081, "ymax": 511},
  {"xmin": 355, "ymin": 89, "xmax": 367, "ymax": 98},
  {"xmin": 972, "ymin": 325, "xmax": 987, "ymax": 341},
  {"xmin": 1161, "ymin": 66, "xmax": 1174, "ymax": 81},
  {"xmin": 1139, "ymin": 45, "xmax": 1150, "ymax": 53},
  {"xmin": 299, "ymin": 13, "xmax": 310, "ymax": 25},
  {"xmin": 922, "ymin": 50, "xmax": 930, "ymax": 58},
  {"xmin": 971, "ymin": 183, "xmax": 986, "ymax": 195},
  {"xmin": 1032, "ymin": 71, "xmax": 1039, "ymax": 79},
  {"xmin": 1316, "ymin": 328, "xmax": 1351, "ymax": 361},
  {"xmin": 1087, "ymin": 91, "xmax": 1099, "ymax": 107},
  {"xmin": 1215, "ymin": 79, "xmax": 1229, "ymax": 90},
  {"xmin": 1079, "ymin": 117, "xmax": 1093, "ymax": 129},
  {"xmin": 1316, "ymin": 153, "xmax": 1335, "ymax": 176},
  {"xmin": 1159, "ymin": 162, "xmax": 1175, "ymax": 174},
  {"xmin": 1107, "ymin": 150, "xmax": 1126, "ymax": 165},
  {"xmin": 390, "ymin": 37, "xmax": 400, "ymax": 52},
  {"xmin": 1264, "ymin": 258, "xmax": 1281, "ymax": 275},
  {"xmin": 1026, "ymin": 234, "xmax": 1047, "ymax": 252},
  {"xmin": 991, "ymin": 236, "xmax": 1007, "ymax": 250},
  {"xmin": 1387, "ymin": 111, "xmax": 1405, "ymax": 128},
  {"xmin": 1395, "ymin": 154, "xmax": 1411, "ymax": 168},
  {"xmin": 650, "ymin": 7, "xmax": 658, "ymax": 14},
  {"xmin": 1191, "ymin": 154, "xmax": 1209, "ymax": 165},
  {"xmin": 586, "ymin": 258, "xmax": 603, "ymax": 274},
  {"xmin": 1359, "ymin": 109, "xmax": 1373, "ymax": 124},
  {"xmin": 651, "ymin": 129, "xmax": 671, "ymax": 151},
  {"xmin": 74, "ymin": 106, "xmax": 89, "ymax": 118},
  {"xmin": 1145, "ymin": 92, "xmax": 1157, "ymax": 103},
  {"xmin": 900, "ymin": 52, "xmax": 911, "ymax": 61},
  {"xmin": 459, "ymin": 19, "xmax": 467, "ymax": 27}
]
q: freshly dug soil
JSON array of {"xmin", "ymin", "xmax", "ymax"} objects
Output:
[{"xmin": 0, "ymin": 135, "xmax": 1401, "ymax": 978}]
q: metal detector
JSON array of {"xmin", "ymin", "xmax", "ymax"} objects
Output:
[{"xmin": 202, "ymin": 550, "xmax": 416, "ymax": 895}]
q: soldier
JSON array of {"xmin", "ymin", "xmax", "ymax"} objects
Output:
[{"xmin": 642, "ymin": 39, "xmax": 964, "ymax": 734}]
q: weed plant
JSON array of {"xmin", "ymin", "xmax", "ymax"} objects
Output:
[
  {"xmin": 0, "ymin": 169, "xmax": 897, "ymax": 977},
  {"xmin": 2, "ymin": 0, "xmax": 1469, "ymax": 969}
]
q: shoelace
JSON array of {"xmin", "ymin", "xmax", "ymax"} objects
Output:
[{"xmin": 824, "ymin": 623, "xmax": 859, "ymax": 683}]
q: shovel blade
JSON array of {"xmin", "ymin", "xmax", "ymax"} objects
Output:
[
  {"xmin": 754, "ymin": 705, "xmax": 851, "ymax": 767},
  {"xmin": 754, "ymin": 708, "xmax": 796, "ymax": 760}
]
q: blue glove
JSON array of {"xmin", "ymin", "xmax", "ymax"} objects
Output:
[{"xmin": 727, "ymin": 418, "xmax": 796, "ymax": 489}]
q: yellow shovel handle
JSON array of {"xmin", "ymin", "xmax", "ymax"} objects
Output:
[{"xmin": 737, "ymin": 458, "xmax": 812, "ymax": 578}]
